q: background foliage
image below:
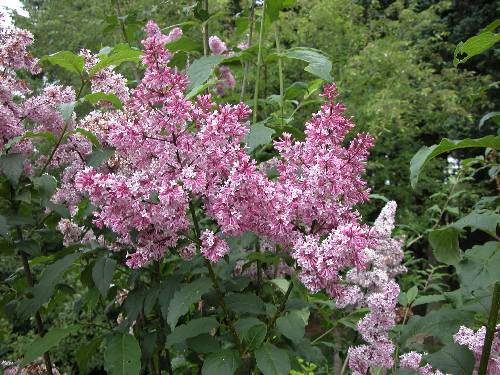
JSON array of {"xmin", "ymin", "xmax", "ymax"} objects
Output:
[{"xmin": 1, "ymin": 0, "xmax": 499, "ymax": 374}]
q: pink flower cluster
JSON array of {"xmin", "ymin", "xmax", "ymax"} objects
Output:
[
  {"xmin": 0, "ymin": 11, "xmax": 40, "ymax": 151},
  {"xmin": 399, "ymin": 352, "xmax": 448, "ymax": 375},
  {"xmin": 208, "ymin": 35, "xmax": 236, "ymax": 95},
  {"xmin": 454, "ymin": 325, "xmax": 500, "ymax": 374}
]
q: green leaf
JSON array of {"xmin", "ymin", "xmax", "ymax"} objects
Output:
[
  {"xmin": 33, "ymin": 174, "xmax": 57, "ymax": 200},
  {"xmin": 278, "ymin": 47, "xmax": 333, "ymax": 82},
  {"xmin": 84, "ymin": 92, "xmax": 123, "ymax": 109},
  {"xmin": 451, "ymin": 210, "xmax": 500, "ymax": 238},
  {"xmin": 46, "ymin": 201, "xmax": 71, "ymax": 218},
  {"xmin": 42, "ymin": 51, "xmax": 85, "ymax": 75},
  {"xmin": 454, "ymin": 31, "xmax": 500, "ymax": 66},
  {"xmin": 406, "ymin": 286, "xmax": 419, "ymax": 305},
  {"xmin": 166, "ymin": 36, "xmax": 201, "ymax": 52},
  {"xmin": 58, "ymin": 102, "xmax": 76, "ymax": 123},
  {"xmin": 399, "ymin": 309, "xmax": 474, "ymax": 346},
  {"xmin": 456, "ymin": 241, "xmax": 500, "ymax": 293},
  {"xmin": 21, "ymin": 325, "xmax": 79, "ymax": 366},
  {"xmin": 337, "ymin": 308, "xmax": 369, "ymax": 330},
  {"xmin": 369, "ymin": 193, "xmax": 389, "ymax": 203},
  {"xmin": 23, "ymin": 130, "xmax": 56, "ymax": 144},
  {"xmin": 245, "ymin": 122, "xmax": 275, "ymax": 152},
  {"xmin": 270, "ymin": 278, "xmax": 290, "ymax": 294},
  {"xmin": 167, "ymin": 278, "xmax": 212, "ymax": 329},
  {"xmin": 410, "ymin": 136, "xmax": 500, "ymax": 189},
  {"xmin": 92, "ymin": 256, "xmax": 117, "ymax": 297},
  {"xmin": 264, "ymin": 0, "xmax": 297, "ymax": 24},
  {"xmin": 104, "ymin": 333, "xmax": 141, "ymax": 375},
  {"xmin": 187, "ymin": 334, "xmax": 221, "ymax": 354},
  {"xmin": 276, "ymin": 311, "xmax": 306, "ymax": 344},
  {"xmin": 86, "ymin": 147, "xmax": 115, "ymax": 167},
  {"xmin": 235, "ymin": 318, "xmax": 267, "ymax": 349},
  {"xmin": 479, "ymin": 111, "xmax": 500, "ymax": 128},
  {"xmin": 0, "ymin": 215, "xmax": 8, "ymax": 236},
  {"xmin": 225, "ymin": 293, "xmax": 266, "ymax": 315},
  {"xmin": 201, "ymin": 349, "xmax": 241, "ymax": 375},
  {"xmin": 123, "ymin": 288, "xmax": 146, "ymax": 323},
  {"xmin": 167, "ymin": 317, "xmax": 219, "ymax": 346},
  {"xmin": 425, "ymin": 342, "xmax": 475, "ymax": 375},
  {"xmin": 294, "ymin": 338, "xmax": 326, "ymax": 364},
  {"xmin": 74, "ymin": 128, "xmax": 101, "ymax": 148},
  {"xmin": 0, "ymin": 153, "xmax": 25, "ymax": 187},
  {"xmin": 18, "ymin": 253, "xmax": 81, "ymax": 319},
  {"xmin": 412, "ymin": 294, "xmax": 446, "ymax": 307},
  {"xmin": 159, "ymin": 275, "xmax": 182, "ymax": 319},
  {"xmin": 77, "ymin": 336, "xmax": 103, "ymax": 374},
  {"xmin": 428, "ymin": 227, "xmax": 462, "ymax": 266},
  {"xmin": 255, "ymin": 343, "xmax": 291, "ymax": 375},
  {"xmin": 89, "ymin": 44, "xmax": 142, "ymax": 76},
  {"xmin": 15, "ymin": 240, "xmax": 41, "ymax": 257},
  {"xmin": 186, "ymin": 55, "xmax": 225, "ymax": 96}
]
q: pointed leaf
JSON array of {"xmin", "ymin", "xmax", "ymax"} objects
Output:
[
  {"xmin": 104, "ymin": 333, "xmax": 141, "ymax": 375},
  {"xmin": 278, "ymin": 47, "xmax": 333, "ymax": 82},
  {"xmin": 0, "ymin": 153, "xmax": 25, "ymax": 187},
  {"xmin": 186, "ymin": 55, "xmax": 224, "ymax": 95},
  {"xmin": 410, "ymin": 136, "xmax": 500, "ymax": 189},
  {"xmin": 92, "ymin": 256, "xmax": 117, "ymax": 297},
  {"xmin": 276, "ymin": 311, "xmax": 306, "ymax": 344},
  {"xmin": 167, "ymin": 278, "xmax": 212, "ymax": 329},
  {"xmin": 84, "ymin": 92, "xmax": 123, "ymax": 109},
  {"xmin": 201, "ymin": 349, "xmax": 241, "ymax": 375},
  {"xmin": 456, "ymin": 241, "xmax": 500, "ymax": 293},
  {"xmin": 425, "ymin": 342, "xmax": 475, "ymax": 375},
  {"xmin": 42, "ymin": 51, "xmax": 84, "ymax": 75},
  {"xmin": 225, "ymin": 293, "xmax": 266, "ymax": 315},
  {"xmin": 89, "ymin": 44, "xmax": 142, "ymax": 76},
  {"xmin": 18, "ymin": 253, "xmax": 81, "ymax": 319},
  {"xmin": 21, "ymin": 325, "xmax": 79, "ymax": 366},
  {"xmin": 255, "ymin": 343, "xmax": 291, "ymax": 375},
  {"xmin": 77, "ymin": 336, "xmax": 103, "ymax": 374},
  {"xmin": 428, "ymin": 227, "xmax": 462, "ymax": 266},
  {"xmin": 245, "ymin": 122, "xmax": 275, "ymax": 152},
  {"xmin": 167, "ymin": 317, "xmax": 219, "ymax": 346}
]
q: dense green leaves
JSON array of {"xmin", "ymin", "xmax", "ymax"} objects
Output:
[
  {"xmin": 410, "ymin": 136, "xmax": 500, "ymax": 188},
  {"xmin": 255, "ymin": 343, "xmax": 291, "ymax": 375},
  {"xmin": 104, "ymin": 333, "xmax": 142, "ymax": 375}
]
